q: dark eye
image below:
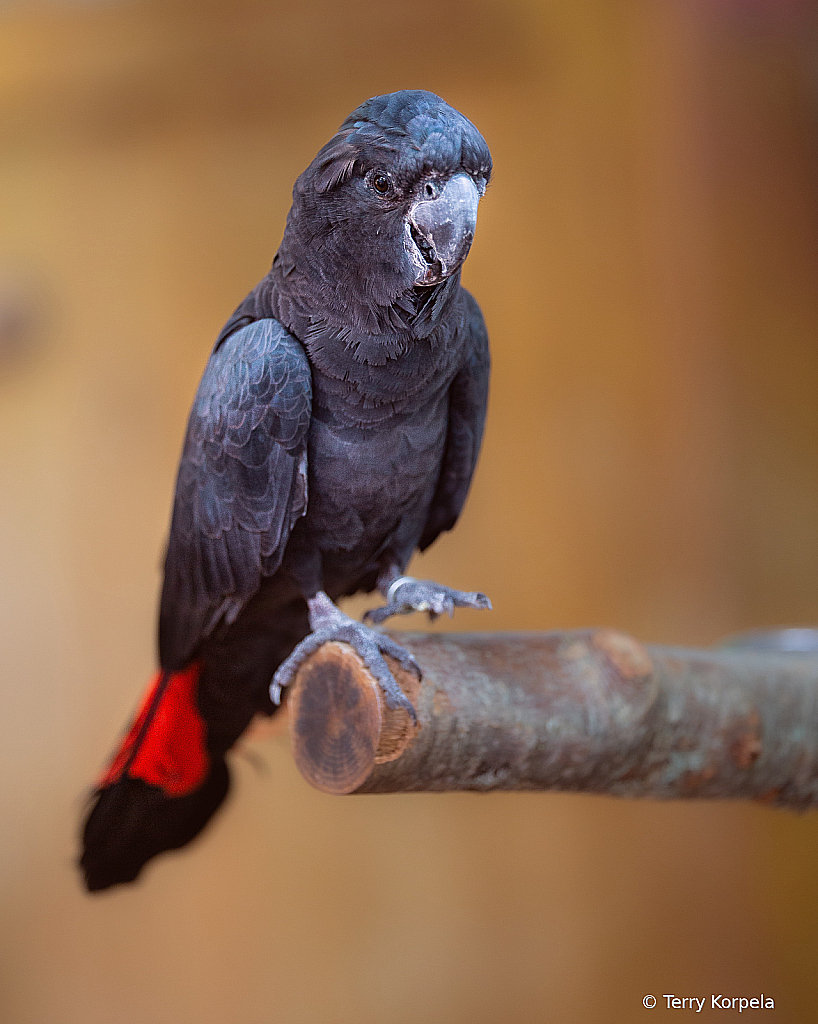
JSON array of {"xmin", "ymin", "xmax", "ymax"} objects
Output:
[{"xmin": 370, "ymin": 171, "xmax": 392, "ymax": 196}]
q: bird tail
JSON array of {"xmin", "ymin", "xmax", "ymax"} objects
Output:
[{"xmin": 80, "ymin": 665, "xmax": 230, "ymax": 892}]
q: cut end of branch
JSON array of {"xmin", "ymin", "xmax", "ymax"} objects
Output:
[{"xmin": 288, "ymin": 641, "xmax": 419, "ymax": 793}]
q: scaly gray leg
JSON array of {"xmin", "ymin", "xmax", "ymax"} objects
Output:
[
  {"xmin": 270, "ymin": 591, "xmax": 421, "ymax": 720},
  {"xmin": 364, "ymin": 573, "xmax": 492, "ymax": 625}
]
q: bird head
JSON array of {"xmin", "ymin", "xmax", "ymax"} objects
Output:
[{"xmin": 278, "ymin": 91, "xmax": 492, "ymax": 330}]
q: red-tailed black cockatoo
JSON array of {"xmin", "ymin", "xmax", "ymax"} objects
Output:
[{"xmin": 80, "ymin": 90, "xmax": 492, "ymax": 890}]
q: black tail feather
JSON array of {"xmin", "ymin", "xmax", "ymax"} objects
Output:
[{"xmin": 79, "ymin": 759, "xmax": 230, "ymax": 892}]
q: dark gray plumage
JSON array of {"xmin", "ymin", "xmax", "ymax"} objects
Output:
[{"xmin": 81, "ymin": 90, "xmax": 492, "ymax": 890}]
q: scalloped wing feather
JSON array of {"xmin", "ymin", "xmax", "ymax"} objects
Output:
[{"xmin": 159, "ymin": 319, "xmax": 311, "ymax": 669}]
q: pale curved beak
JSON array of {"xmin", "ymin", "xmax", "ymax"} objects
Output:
[{"xmin": 408, "ymin": 173, "xmax": 480, "ymax": 286}]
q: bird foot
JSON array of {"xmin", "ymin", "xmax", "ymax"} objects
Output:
[
  {"xmin": 363, "ymin": 576, "xmax": 492, "ymax": 625},
  {"xmin": 270, "ymin": 592, "xmax": 421, "ymax": 720}
]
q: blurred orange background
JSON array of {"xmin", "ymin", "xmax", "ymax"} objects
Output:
[{"xmin": 2, "ymin": 0, "xmax": 818, "ymax": 1021}]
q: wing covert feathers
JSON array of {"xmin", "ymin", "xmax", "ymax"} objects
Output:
[
  {"xmin": 159, "ymin": 319, "xmax": 312, "ymax": 668},
  {"xmin": 419, "ymin": 290, "xmax": 489, "ymax": 550}
]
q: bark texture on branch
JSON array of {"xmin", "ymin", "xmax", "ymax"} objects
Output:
[{"xmin": 287, "ymin": 630, "xmax": 818, "ymax": 807}]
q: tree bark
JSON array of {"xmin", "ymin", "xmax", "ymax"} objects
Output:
[{"xmin": 286, "ymin": 630, "xmax": 818, "ymax": 807}]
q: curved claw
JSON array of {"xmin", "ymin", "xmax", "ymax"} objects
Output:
[{"xmin": 375, "ymin": 632, "xmax": 422, "ymax": 681}]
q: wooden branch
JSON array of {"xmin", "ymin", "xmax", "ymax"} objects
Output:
[{"xmin": 286, "ymin": 630, "xmax": 818, "ymax": 807}]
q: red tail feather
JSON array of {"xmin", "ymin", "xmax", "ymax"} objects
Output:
[{"xmin": 100, "ymin": 664, "xmax": 208, "ymax": 796}]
